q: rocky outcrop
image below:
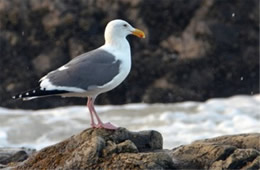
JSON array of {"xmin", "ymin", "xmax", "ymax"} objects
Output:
[
  {"xmin": 3, "ymin": 128, "xmax": 259, "ymax": 169},
  {"xmin": 171, "ymin": 133, "xmax": 260, "ymax": 169},
  {"xmin": 14, "ymin": 128, "xmax": 174, "ymax": 170},
  {"xmin": 0, "ymin": 0, "xmax": 259, "ymax": 109}
]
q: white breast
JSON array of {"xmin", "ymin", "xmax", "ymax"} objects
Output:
[{"xmin": 95, "ymin": 41, "xmax": 131, "ymax": 95}]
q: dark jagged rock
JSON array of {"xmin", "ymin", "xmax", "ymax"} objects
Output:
[{"xmin": 2, "ymin": 129, "xmax": 259, "ymax": 169}]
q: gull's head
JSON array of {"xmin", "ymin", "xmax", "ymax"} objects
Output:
[{"xmin": 104, "ymin": 19, "xmax": 145, "ymax": 44}]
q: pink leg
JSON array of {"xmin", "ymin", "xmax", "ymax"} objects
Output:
[
  {"xmin": 88, "ymin": 97, "xmax": 118, "ymax": 130},
  {"xmin": 88, "ymin": 98, "xmax": 103, "ymax": 124},
  {"xmin": 87, "ymin": 98, "xmax": 96, "ymax": 128}
]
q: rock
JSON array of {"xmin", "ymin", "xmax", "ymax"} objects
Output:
[
  {"xmin": 32, "ymin": 47, "xmax": 68, "ymax": 76},
  {"xmin": 210, "ymin": 149, "xmax": 259, "ymax": 169},
  {"xmin": 0, "ymin": 147, "xmax": 36, "ymax": 167},
  {"xmin": 68, "ymin": 38, "xmax": 85, "ymax": 59},
  {"xmin": 3, "ymin": 129, "xmax": 259, "ymax": 169},
  {"xmin": 194, "ymin": 133, "xmax": 260, "ymax": 150},
  {"xmin": 14, "ymin": 128, "xmax": 175, "ymax": 170},
  {"xmin": 170, "ymin": 133, "xmax": 260, "ymax": 169},
  {"xmin": 160, "ymin": 0, "xmax": 213, "ymax": 59}
]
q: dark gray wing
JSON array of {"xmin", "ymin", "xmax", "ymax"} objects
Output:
[{"xmin": 44, "ymin": 49, "xmax": 121, "ymax": 90}]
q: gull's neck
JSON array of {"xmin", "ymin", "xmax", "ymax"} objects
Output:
[
  {"xmin": 104, "ymin": 36, "xmax": 130, "ymax": 51},
  {"xmin": 100, "ymin": 36, "xmax": 131, "ymax": 62}
]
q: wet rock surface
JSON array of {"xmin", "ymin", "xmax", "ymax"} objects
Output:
[
  {"xmin": 3, "ymin": 128, "xmax": 259, "ymax": 170},
  {"xmin": 0, "ymin": 147, "xmax": 36, "ymax": 168},
  {"xmin": 0, "ymin": 0, "xmax": 259, "ymax": 109}
]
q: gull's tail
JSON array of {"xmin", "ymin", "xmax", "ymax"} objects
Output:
[{"xmin": 12, "ymin": 87, "xmax": 69, "ymax": 100}]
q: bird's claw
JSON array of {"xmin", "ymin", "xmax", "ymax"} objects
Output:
[{"xmin": 93, "ymin": 122, "xmax": 118, "ymax": 130}]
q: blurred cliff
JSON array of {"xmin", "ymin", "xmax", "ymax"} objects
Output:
[{"xmin": 0, "ymin": 0, "xmax": 259, "ymax": 109}]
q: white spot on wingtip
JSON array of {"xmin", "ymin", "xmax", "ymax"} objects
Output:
[
  {"xmin": 12, "ymin": 96, "xmax": 16, "ymax": 99},
  {"xmin": 19, "ymin": 94, "xmax": 22, "ymax": 98},
  {"xmin": 33, "ymin": 90, "xmax": 36, "ymax": 93},
  {"xmin": 58, "ymin": 65, "xmax": 68, "ymax": 71},
  {"xmin": 26, "ymin": 92, "xmax": 29, "ymax": 95}
]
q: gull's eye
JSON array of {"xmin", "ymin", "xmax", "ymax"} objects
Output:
[{"xmin": 123, "ymin": 24, "xmax": 127, "ymax": 27}]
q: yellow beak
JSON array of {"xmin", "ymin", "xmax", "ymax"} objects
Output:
[{"xmin": 132, "ymin": 29, "xmax": 145, "ymax": 38}]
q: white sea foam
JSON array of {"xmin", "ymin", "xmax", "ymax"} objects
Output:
[{"xmin": 0, "ymin": 94, "xmax": 259, "ymax": 150}]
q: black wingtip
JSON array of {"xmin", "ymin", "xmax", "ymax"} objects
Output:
[
  {"xmin": 12, "ymin": 87, "xmax": 69, "ymax": 100},
  {"xmin": 12, "ymin": 93, "xmax": 23, "ymax": 100}
]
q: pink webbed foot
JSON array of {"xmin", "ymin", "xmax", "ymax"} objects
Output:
[
  {"xmin": 91, "ymin": 123, "xmax": 96, "ymax": 128},
  {"xmin": 94, "ymin": 122, "xmax": 118, "ymax": 130}
]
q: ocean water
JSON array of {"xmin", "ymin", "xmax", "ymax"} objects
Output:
[{"xmin": 0, "ymin": 95, "xmax": 259, "ymax": 150}]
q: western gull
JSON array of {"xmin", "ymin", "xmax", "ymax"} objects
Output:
[{"xmin": 12, "ymin": 19, "xmax": 145, "ymax": 130}]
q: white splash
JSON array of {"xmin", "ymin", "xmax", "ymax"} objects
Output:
[{"xmin": 0, "ymin": 94, "xmax": 259, "ymax": 150}]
